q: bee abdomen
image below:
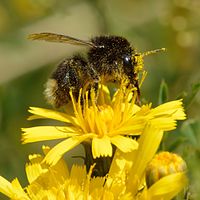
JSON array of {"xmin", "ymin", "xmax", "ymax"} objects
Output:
[
  {"xmin": 44, "ymin": 56, "xmax": 89, "ymax": 107},
  {"xmin": 44, "ymin": 78, "xmax": 61, "ymax": 107}
]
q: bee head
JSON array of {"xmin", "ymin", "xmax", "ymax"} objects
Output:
[
  {"xmin": 89, "ymin": 35, "xmax": 165, "ymax": 85},
  {"xmin": 89, "ymin": 36, "xmax": 133, "ymax": 70}
]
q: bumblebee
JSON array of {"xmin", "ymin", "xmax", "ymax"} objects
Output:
[{"xmin": 28, "ymin": 32, "xmax": 165, "ymax": 107}]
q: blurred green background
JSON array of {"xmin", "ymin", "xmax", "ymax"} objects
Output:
[{"xmin": 0, "ymin": 0, "xmax": 199, "ymax": 199}]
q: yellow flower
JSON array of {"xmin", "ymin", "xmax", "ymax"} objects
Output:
[
  {"xmin": 0, "ymin": 124, "xmax": 187, "ymax": 200},
  {"xmin": 0, "ymin": 146, "xmax": 126, "ymax": 200},
  {"xmin": 22, "ymin": 85, "xmax": 186, "ymax": 166}
]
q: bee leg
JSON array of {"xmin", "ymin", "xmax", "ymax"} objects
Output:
[
  {"xmin": 127, "ymin": 74, "xmax": 141, "ymax": 105},
  {"xmin": 82, "ymin": 81, "xmax": 91, "ymax": 97},
  {"xmin": 94, "ymin": 82, "xmax": 99, "ymax": 103},
  {"xmin": 135, "ymin": 80, "xmax": 141, "ymax": 106}
]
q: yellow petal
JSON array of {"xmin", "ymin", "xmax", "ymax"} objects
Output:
[
  {"xmin": 127, "ymin": 124, "xmax": 163, "ymax": 194},
  {"xmin": 150, "ymin": 99, "xmax": 186, "ymax": 120},
  {"xmin": 21, "ymin": 126, "xmax": 79, "ymax": 143},
  {"xmin": 26, "ymin": 152, "xmax": 69, "ymax": 185},
  {"xmin": 44, "ymin": 135, "xmax": 92, "ymax": 165},
  {"xmin": 110, "ymin": 117, "xmax": 146, "ymax": 136},
  {"xmin": 92, "ymin": 136, "xmax": 112, "ymax": 158},
  {"xmin": 0, "ymin": 176, "xmax": 15, "ymax": 198},
  {"xmin": 147, "ymin": 172, "xmax": 188, "ymax": 199},
  {"xmin": 25, "ymin": 154, "xmax": 46, "ymax": 184},
  {"xmin": 90, "ymin": 176, "xmax": 105, "ymax": 191},
  {"xmin": 151, "ymin": 118, "xmax": 177, "ymax": 131},
  {"xmin": 70, "ymin": 165, "xmax": 87, "ymax": 185},
  {"xmin": 111, "ymin": 135, "xmax": 138, "ymax": 152},
  {"xmin": 50, "ymin": 158, "xmax": 69, "ymax": 182},
  {"xmin": 131, "ymin": 124, "xmax": 163, "ymax": 179},
  {"xmin": 28, "ymin": 107, "xmax": 78, "ymax": 125},
  {"xmin": 0, "ymin": 176, "xmax": 29, "ymax": 200}
]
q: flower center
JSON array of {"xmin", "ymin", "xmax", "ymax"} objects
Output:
[{"xmin": 84, "ymin": 105, "xmax": 114, "ymax": 137}]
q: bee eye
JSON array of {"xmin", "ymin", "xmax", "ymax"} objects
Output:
[{"xmin": 123, "ymin": 55, "xmax": 132, "ymax": 67}]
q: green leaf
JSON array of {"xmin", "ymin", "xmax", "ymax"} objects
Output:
[
  {"xmin": 158, "ymin": 80, "xmax": 168, "ymax": 105},
  {"xmin": 185, "ymin": 82, "xmax": 200, "ymax": 108},
  {"xmin": 180, "ymin": 119, "xmax": 198, "ymax": 147}
]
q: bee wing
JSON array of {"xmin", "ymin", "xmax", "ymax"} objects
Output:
[{"xmin": 28, "ymin": 32, "xmax": 96, "ymax": 48}]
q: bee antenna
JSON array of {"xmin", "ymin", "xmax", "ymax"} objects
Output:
[{"xmin": 141, "ymin": 48, "xmax": 166, "ymax": 57}]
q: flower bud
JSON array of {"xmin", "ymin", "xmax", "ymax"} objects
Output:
[{"xmin": 146, "ymin": 151, "xmax": 187, "ymax": 187}]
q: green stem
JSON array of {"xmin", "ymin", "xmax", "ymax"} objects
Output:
[{"xmin": 83, "ymin": 142, "xmax": 114, "ymax": 177}]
